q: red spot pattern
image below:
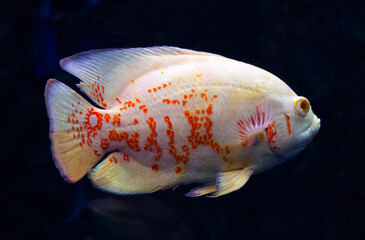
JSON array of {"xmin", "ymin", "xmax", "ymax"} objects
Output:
[
  {"xmin": 164, "ymin": 116, "xmax": 190, "ymax": 166},
  {"xmin": 112, "ymin": 113, "xmax": 121, "ymax": 126},
  {"xmin": 285, "ymin": 114, "xmax": 292, "ymax": 136},
  {"xmin": 267, "ymin": 122, "xmax": 279, "ymax": 150},
  {"xmin": 100, "ymin": 138, "xmax": 109, "ymax": 150},
  {"xmin": 123, "ymin": 154, "xmax": 130, "ymax": 161},
  {"xmin": 90, "ymin": 78, "xmax": 107, "ymax": 108},
  {"xmin": 144, "ymin": 117, "xmax": 162, "ymax": 161},
  {"xmin": 152, "ymin": 164, "xmax": 159, "ymax": 171},
  {"xmin": 108, "ymin": 129, "xmax": 140, "ymax": 152}
]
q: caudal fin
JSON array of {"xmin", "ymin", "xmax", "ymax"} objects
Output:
[{"xmin": 45, "ymin": 79, "xmax": 105, "ymax": 183}]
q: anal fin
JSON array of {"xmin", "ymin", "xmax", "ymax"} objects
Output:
[
  {"xmin": 209, "ymin": 168, "xmax": 253, "ymax": 198},
  {"xmin": 89, "ymin": 152, "xmax": 179, "ymax": 195}
]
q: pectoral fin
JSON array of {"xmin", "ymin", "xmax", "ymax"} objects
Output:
[
  {"xmin": 185, "ymin": 182, "xmax": 216, "ymax": 197},
  {"xmin": 209, "ymin": 168, "xmax": 253, "ymax": 198}
]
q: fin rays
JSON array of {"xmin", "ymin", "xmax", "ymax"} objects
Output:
[{"xmin": 237, "ymin": 101, "xmax": 273, "ymax": 147}]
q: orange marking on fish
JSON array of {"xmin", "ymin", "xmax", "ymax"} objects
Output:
[
  {"xmin": 108, "ymin": 130, "xmax": 140, "ymax": 151},
  {"xmin": 123, "ymin": 154, "xmax": 130, "ymax": 161},
  {"xmin": 158, "ymin": 86, "xmax": 161, "ymax": 90},
  {"xmin": 148, "ymin": 89, "xmax": 152, "ymax": 93},
  {"xmin": 94, "ymin": 150, "xmax": 101, "ymax": 157},
  {"xmin": 191, "ymin": 89, "xmax": 195, "ymax": 93},
  {"xmin": 196, "ymin": 109, "xmax": 201, "ymax": 114},
  {"xmin": 152, "ymin": 164, "xmax": 159, "ymax": 171},
  {"xmin": 204, "ymin": 89, "xmax": 208, "ymax": 92},
  {"xmin": 225, "ymin": 145, "xmax": 230, "ymax": 154},
  {"xmin": 161, "ymin": 71, "xmax": 164, "ymax": 74},
  {"xmin": 205, "ymin": 96, "xmax": 208, "ymax": 101},
  {"xmin": 143, "ymin": 108, "xmax": 148, "ymax": 113},
  {"xmin": 267, "ymin": 122, "xmax": 278, "ymax": 145},
  {"xmin": 175, "ymin": 166, "xmax": 182, "ymax": 174},
  {"xmin": 197, "ymin": 74, "xmax": 202, "ymax": 77},
  {"xmin": 100, "ymin": 138, "xmax": 109, "ymax": 150},
  {"xmin": 104, "ymin": 113, "xmax": 111, "ymax": 122},
  {"xmin": 189, "ymin": 94, "xmax": 193, "ymax": 98},
  {"xmin": 116, "ymin": 98, "xmax": 122, "ymax": 104},
  {"xmin": 144, "ymin": 117, "xmax": 162, "ymax": 161},
  {"xmin": 72, "ymin": 113, "xmax": 75, "ymax": 117},
  {"xmin": 163, "ymin": 83, "xmax": 167, "ymax": 88},
  {"xmin": 131, "ymin": 79, "xmax": 135, "ymax": 83},
  {"xmin": 206, "ymin": 104, "xmax": 213, "ymax": 115},
  {"xmin": 109, "ymin": 158, "xmax": 112, "ymax": 163},
  {"xmin": 79, "ymin": 142, "xmax": 83, "ymax": 148},
  {"xmin": 72, "ymin": 118, "xmax": 75, "ymax": 124},
  {"xmin": 134, "ymin": 118, "xmax": 138, "ymax": 124},
  {"xmin": 97, "ymin": 76, "xmax": 100, "ymax": 80},
  {"xmin": 101, "ymin": 85, "xmax": 104, "ymax": 93},
  {"xmin": 139, "ymin": 105, "xmax": 146, "ymax": 109},
  {"xmin": 182, "ymin": 100, "xmax": 187, "ymax": 106},
  {"xmin": 111, "ymin": 156, "xmax": 118, "ymax": 163},
  {"xmin": 285, "ymin": 114, "xmax": 292, "ymax": 136},
  {"xmin": 79, "ymin": 111, "xmax": 82, "ymax": 115},
  {"xmin": 112, "ymin": 114, "xmax": 121, "ymax": 126},
  {"xmin": 153, "ymin": 88, "xmax": 157, "ymax": 92},
  {"xmin": 135, "ymin": 97, "xmax": 142, "ymax": 103},
  {"xmin": 68, "ymin": 116, "xmax": 70, "ymax": 123},
  {"xmin": 213, "ymin": 95, "xmax": 218, "ymax": 98},
  {"xmin": 164, "ymin": 116, "xmax": 190, "ymax": 165},
  {"xmin": 168, "ymin": 82, "xmax": 171, "ymax": 85},
  {"xmin": 201, "ymin": 93, "xmax": 206, "ymax": 97},
  {"xmin": 184, "ymin": 110, "xmax": 190, "ymax": 116}
]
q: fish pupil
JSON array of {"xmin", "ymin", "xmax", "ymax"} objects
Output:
[{"xmin": 300, "ymin": 101, "xmax": 307, "ymax": 111}]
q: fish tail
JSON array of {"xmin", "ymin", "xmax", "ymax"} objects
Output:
[{"xmin": 45, "ymin": 79, "xmax": 105, "ymax": 183}]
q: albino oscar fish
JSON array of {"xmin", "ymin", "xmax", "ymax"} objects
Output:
[{"xmin": 45, "ymin": 47, "xmax": 320, "ymax": 197}]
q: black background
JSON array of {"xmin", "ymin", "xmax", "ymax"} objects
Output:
[{"xmin": 1, "ymin": 0, "xmax": 364, "ymax": 239}]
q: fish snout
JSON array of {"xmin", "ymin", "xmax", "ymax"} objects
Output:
[{"xmin": 310, "ymin": 117, "xmax": 321, "ymax": 135}]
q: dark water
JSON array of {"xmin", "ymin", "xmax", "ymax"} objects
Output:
[{"xmin": 2, "ymin": 0, "xmax": 364, "ymax": 239}]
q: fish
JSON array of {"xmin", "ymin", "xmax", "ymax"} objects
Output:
[{"xmin": 45, "ymin": 46, "xmax": 320, "ymax": 197}]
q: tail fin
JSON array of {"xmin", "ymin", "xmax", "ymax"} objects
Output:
[{"xmin": 45, "ymin": 79, "xmax": 105, "ymax": 183}]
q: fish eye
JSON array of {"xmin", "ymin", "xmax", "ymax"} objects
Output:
[{"xmin": 295, "ymin": 97, "xmax": 310, "ymax": 115}]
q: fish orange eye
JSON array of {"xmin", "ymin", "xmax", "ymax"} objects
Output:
[{"xmin": 295, "ymin": 97, "xmax": 310, "ymax": 115}]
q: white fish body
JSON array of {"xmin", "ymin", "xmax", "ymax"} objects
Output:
[{"xmin": 45, "ymin": 47, "xmax": 320, "ymax": 197}]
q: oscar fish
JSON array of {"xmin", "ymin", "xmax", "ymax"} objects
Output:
[{"xmin": 45, "ymin": 47, "xmax": 320, "ymax": 197}]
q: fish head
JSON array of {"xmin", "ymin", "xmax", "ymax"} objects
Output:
[{"xmin": 266, "ymin": 94, "xmax": 321, "ymax": 161}]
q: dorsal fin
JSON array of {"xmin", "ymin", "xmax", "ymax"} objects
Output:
[{"xmin": 60, "ymin": 46, "xmax": 216, "ymax": 108}]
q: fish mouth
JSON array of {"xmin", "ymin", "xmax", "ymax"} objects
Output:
[{"xmin": 310, "ymin": 117, "xmax": 321, "ymax": 135}]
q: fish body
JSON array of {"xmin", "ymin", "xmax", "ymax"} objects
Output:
[{"xmin": 45, "ymin": 47, "xmax": 320, "ymax": 197}]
